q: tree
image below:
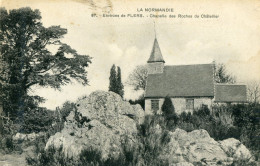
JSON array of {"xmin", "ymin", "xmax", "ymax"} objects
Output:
[
  {"xmin": 126, "ymin": 65, "xmax": 148, "ymax": 91},
  {"xmin": 116, "ymin": 66, "xmax": 124, "ymax": 98},
  {"xmin": 108, "ymin": 65, "xmax": 124, "ymax": 98},
  {"xmin": 247, "ymin": 81, "xmax": 260, "ymax": 104},
  {"xmin": 109, "ymin": 64, "xmax": 117, "ymax": 93},
  {"xmin": 214, "ymin": 62, "xmax": 236, "ymax": 84},
  {"xmin": 0, "ymin": 7, "xmax": 92, "ymax": 119},
  {"xmin": 161, "ymin": 96, "xmax": 175, "ymax": 117}
]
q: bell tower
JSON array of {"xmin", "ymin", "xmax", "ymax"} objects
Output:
[{"xmin": 147, "ymin": 37, "xmax": 165, "ymax": 74}]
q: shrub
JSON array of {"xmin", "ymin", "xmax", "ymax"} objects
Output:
[
  {"xmin": 26, "ymin": 145, "xmax": 74, "ymax": 166},
  {"xmin": 139, "ymin": 115, "xmax": 170, "ymax": 166},
  {"xmin": 161, "ymin": 96, "xmax": 175, "ymax": 118},
  {"xmin": 27, "ymin": 143, "xmax": 140, "ymax": 166},
  {"xmin": 21, "ymin": 107, "xmax": 54, "ymax": 134},
  {"xmin": 193, "ymin": 105, "xmax": 210, "ymax": 117},
  {"xmin": 174, "ymin": 106, "xmax": 241, "ymax": 141}
]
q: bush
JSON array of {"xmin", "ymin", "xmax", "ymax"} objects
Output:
[
  {"xmin": 27, "ymin": 143, "xmax": 140, "ymax": 166},
  {"xmin": 26, "ymin": 145, "xmax": 74, "ymax": 166},
  {"xmin": 21, "ymin": 107, "xmax": 54, "ymax": 134},
  {"xmin": 193, "ymin": 105, "xmax": 210, "ymax": 117},
  {"xmin": 173, "ymin": 105, "xmax": 241, "ymax": 141},
  {"xmin": 161, "ymin": 96, "xmax": 175, "ymax": 117},
  {"xmin": 139, "ymin": 115, "xmax": 170, "ymax": 166}
]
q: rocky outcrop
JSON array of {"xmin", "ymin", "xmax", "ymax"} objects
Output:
[
  {"xmin": 219, "ymin": 138, "xmax": 251, "ymax": 160},
  {"xmin": 162, "ymin": 128, "xmax": 227, "ymax": 164},
  {"xmin": 44, "ymin": 90, "xmax": 252, "ymax": 165},
  {"xmin": 161, "ymin": 128, "xmax": 252, "ymax": 165},
  {"xmin": 45, "ymin": 91, "xmax": 144, "ymax": 159}
]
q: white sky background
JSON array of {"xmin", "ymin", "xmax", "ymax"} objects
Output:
[{"xmin": 1, "ymin": 0, "xmax": 260, "ymax": 109}]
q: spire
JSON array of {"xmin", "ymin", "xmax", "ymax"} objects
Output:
[{"xmin": 147, "ymin": 37, "xmax": 165, "ymax": 63}]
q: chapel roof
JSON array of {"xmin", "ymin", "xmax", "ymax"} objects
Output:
[{"xmin": 145, "ymin": 64, "xmax": 215, "ymax": 98}]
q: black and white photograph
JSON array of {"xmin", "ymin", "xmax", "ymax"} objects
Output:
[{"xmin": 0, "ymin": 0, "xmax": 259, "ymax": 165}]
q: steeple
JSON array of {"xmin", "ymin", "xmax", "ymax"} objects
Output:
[
  {"xmin": 147, "ymin": 38, "xmax": 165, "ymax": 63},
  {"xmin": 147, "ymin": 37, "xmax": 165, "ymax": 74}
]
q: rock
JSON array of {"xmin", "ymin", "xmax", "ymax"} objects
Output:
[
  {"xmin": 219, "ymin": 138, "xmax": 251, "ymax": 160},
  {"xmin": 45, "ymin": 91, "xmax": 144, "ymax": 159},
  {"xmin": 75, "ymin": 91, "xmax": 144, "ymax": 125},
  {"xmin": 13, "ymin": 133, "xmax": 26, "ymax": 142},
  {"xmin": 12, "ymin": 132, "xmax": 45, "ymax": 143},
  {"xmin": 161, "ymin": 128, "xmax": 253, "ymax": 165},
  {"xmin": 162, "ymin": 128, "xmax": 228, "ymax": 164}
]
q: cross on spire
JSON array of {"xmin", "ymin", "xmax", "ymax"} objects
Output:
[{"xmin": 153, "ymin": 20, "xmax": 157, "ymax": 38}]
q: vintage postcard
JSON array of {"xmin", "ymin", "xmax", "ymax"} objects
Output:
[{"xmin": 0, "ymin": 0, "xmax": 259, "ymax": 165}]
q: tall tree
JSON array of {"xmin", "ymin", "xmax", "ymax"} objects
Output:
[
  {"xmin": 214, "ymin": 63, "xmax": 236, "ymax": 84},
  {"xmin": 116, "ymin": 66, "xmax": 124, "ymax": 98},
  {"xmin": 0, "ymin": 7, "xmax": 92, "ymax": 119},
  {"xmin": 109, "ymin": 64, "xmax": 117, "ymax": 93},
  {"xmin": 126, "ymin": 65, "xmax": 148, "ymax": 91}
]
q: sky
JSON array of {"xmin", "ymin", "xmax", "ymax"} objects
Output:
[{"xmin": 1, "ymin": 0, "xmax": 260, "ymax": 109}]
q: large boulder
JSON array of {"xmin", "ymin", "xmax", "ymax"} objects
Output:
[
  {"xmin": 162, "ymin": 128, "xmax": 228, "ymax": 164},
  {"xmin": 219, "ymin": 138, "xmax": 251, "ymax": 160},
  {"xmin": 161, "ymin": 128, "xmax": 252, "ymax": 165},
  {"xmin": 45, "ymin": 91, "xmax": 144, "ymax": 159}
]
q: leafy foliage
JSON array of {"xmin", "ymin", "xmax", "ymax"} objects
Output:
[
  {"xmin": 0, "ymin": 7, "xmax": 91, "ymax": 119},
  {"xmin": 21, "ymin": 107, "xmax": 54, "ymax": 133},
  {"xmin": 214, "ymin": 62, "xmax": 236, "ymax": 84},
  {"xmin": 126, "ymin": 65, "xmax": 148, "ymax": 91}
]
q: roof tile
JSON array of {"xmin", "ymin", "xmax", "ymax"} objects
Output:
[{"xmin": 145, "ymin": 64, "xmax": 215, "ymax": 97}]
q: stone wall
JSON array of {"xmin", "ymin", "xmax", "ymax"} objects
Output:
[{"xmin": 145, "ymin": 97, "xmax": 213, "ymax": 114}]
